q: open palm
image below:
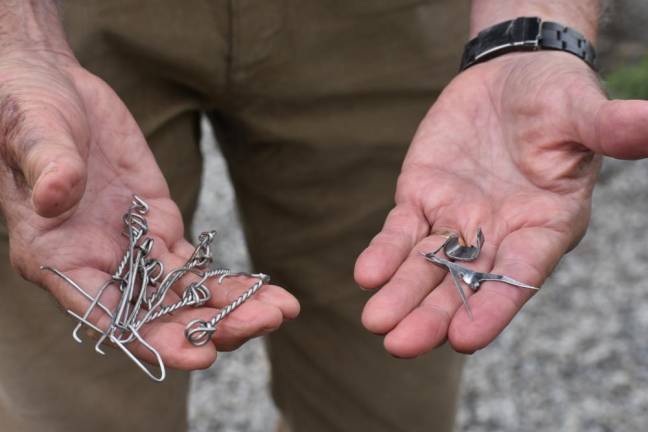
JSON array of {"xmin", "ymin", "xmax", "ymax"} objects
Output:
[
  {"xmin": 0, "ymin": 61, "xmax": 299, "ymax": 372},
  {"xmin": 356, "ymin": 51, "xmax": 648, "ymax": 357}
]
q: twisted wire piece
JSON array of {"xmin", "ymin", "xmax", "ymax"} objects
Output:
[
  {"xmin": 186, "ymin": 231, "xmax": 217, "ymax": 269},
  {"xmin": 135, "ymin": 283, "xmax": 211, "ymax": 326},
  {"xmin": 185, "ymin": 272, "xmax": 270, "ymax": 347}
]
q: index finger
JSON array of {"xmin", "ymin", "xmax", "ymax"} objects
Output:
[{"xmin": 354, "ymin": 204, "xmax": 429, "ymax": 289}]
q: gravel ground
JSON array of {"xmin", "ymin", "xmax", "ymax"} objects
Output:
[
  {"xmin": 456, "ymin": 157, "xmax": 648, "ymax": 432},
  {"xmin": 188, "ymin": 6, "xmax": 648, "ymax": 431}
]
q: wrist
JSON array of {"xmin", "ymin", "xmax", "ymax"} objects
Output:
[
  {"xmin": 0, "ymin": 0, "xmax": 77, "ymax": 65},
  {"xmin": 470, "ymin": 0, "xmax": 599, "ymax": 43}
]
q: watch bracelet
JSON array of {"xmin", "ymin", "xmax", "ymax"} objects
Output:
[{"xmin": 460, "ymin": 17, "xmax": 597, "ymax": 71}]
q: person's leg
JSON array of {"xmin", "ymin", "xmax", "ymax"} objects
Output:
[
  {"xmin": 213, "ymin": 1, "xmax": 470, "ymax": 430},
  {"xmin": 0, "ymin": 1, "xmax": 227, "ymax": 430}
]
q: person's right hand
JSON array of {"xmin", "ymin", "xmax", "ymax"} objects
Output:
[{"xmin": 0, "ymin": 50, "xmax": 299, "ymax": 372}]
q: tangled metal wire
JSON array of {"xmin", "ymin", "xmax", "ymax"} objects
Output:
[{"xmin": 42, "ymin": 195, "xmax": 269, "ymax": 382}]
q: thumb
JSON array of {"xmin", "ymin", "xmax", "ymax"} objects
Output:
[
  {"xmin": 29, "ymin": 139, "xmax": 87, "ymax": 218},
  {"xmin": 578, "ymin": 88, "xmax": 648, "ymax": 159},
  {"xmin": 1, "ymin": 106, "xmax": 88, "ymax": 217}
]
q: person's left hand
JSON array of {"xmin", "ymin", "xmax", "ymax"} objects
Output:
[{"xmin": 355, "ymin": 51, "xmax": 648, "ymax": 357}]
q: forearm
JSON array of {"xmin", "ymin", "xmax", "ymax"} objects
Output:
[
  {"xmin": 0, "ymin": 0, "xmax": 73, "ymax": 60},
  {"xmin": 470, "ymin": 0, "xmax": 601, "ymax": 42}
]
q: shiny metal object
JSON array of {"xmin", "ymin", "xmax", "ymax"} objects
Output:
[
  {"xmin": 423, "ymin": 252, "xmax": 538, "ymax": 319},
  {"xmin": 424, "ymin": 253, "xmax": 539, "ymax": 291},
  {"xmin": 42, "ymin": 195, "xmax": 270, "ymax": 382},
  {"xmin": 443, "ymin": 228, "xmax": 484, "ymax": 262},
  {"xmin": 423, "ymin": 228, "xmax": 538, "ymax": 319},
  {"xmin": 185, "ymin": 272, "xmax": 270, "ymax": 346}
]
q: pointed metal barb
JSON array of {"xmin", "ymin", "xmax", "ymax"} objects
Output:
[
  {"xmin": 448, "ymin": 266, "xmax": 473, "ymax": 320},
  {"xmin": 462, "ymin": 271, "xmax": 539, "ymax": 291},
  {"xmin": 422, "ymin": 252, "xmax": 539, "ymax": 319}
]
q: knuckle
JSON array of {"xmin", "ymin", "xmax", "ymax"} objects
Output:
[{"xmin": 0, "ymin": 93, "xmax": 28, "ymax": 169}]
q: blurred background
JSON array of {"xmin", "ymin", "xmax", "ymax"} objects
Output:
[{"xmin": 188, "ymin": 2, "xmax": 648, "ymax": 431}]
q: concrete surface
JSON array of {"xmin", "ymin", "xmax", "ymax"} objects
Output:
[{"xmin": 188, "ymin": 6, "xmax": 648, "ymax": 431}]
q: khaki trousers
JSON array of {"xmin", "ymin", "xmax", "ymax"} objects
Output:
[{"xmin": 0, "ymin": 1, "xmax": 469, "ymax": 431}]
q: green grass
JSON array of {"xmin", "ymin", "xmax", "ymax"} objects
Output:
[{"xmin": 605, "ymin": 56, "xmax": 648, "ymax": 99}]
